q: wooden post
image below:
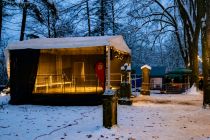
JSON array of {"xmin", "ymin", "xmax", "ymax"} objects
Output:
[{"xmin": 141, "ymin": 65, "xmax": 151, "ymax": 95}]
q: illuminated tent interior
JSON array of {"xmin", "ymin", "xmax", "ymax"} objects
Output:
[{"xmin": 6, "ymin": 36, "xmax": 131, "ymax": 104}]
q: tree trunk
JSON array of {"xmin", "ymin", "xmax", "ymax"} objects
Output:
[
  {"xmin": 201, "ymin": 23, "xmax": 210, "ymax": 106},
  {"xmin": 203, "ymin": 0, "xmax": 210, "ymax": 106},
  {"xmin": 176, "ymin": 0, "xmax": 202, "ymax": 88},
  {"xmin": 192, "ymin": 0, "xmax": 203, "ymax": 88},
  {"xmin": 0, "ymin": 0, "xmax": 3, "ymax": 45},
  {"xmin": 20, "ymin": 0, "xmax": 28, "ymax": 41},
  {"xmin": 47, "ymin": 9, "xmax": 51, "ymax": 38},
  {"xmin": 53, "ymin": 24, "xmax": 57, "ymax": 38},
  {"xmin": 86, "ymin": 0, "xmax": 91, "ymax": 36},
  {"xmin": 191, "ymin": 44, "xmax": 199, "ymax": 87},
  {"xmin": 111, "ymin": 0, "xmax": 115, "ymax": 35},
  {"xmin": 100, "ymin": 0, "xmax": 105, "ymax": 36},
  {"xmin": 174, "ymin": 25, "xmax": 189, "ymax": 67}
]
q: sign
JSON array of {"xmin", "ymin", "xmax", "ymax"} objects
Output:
[{"xmin": 95, "ymin": 62, "xmax": 105, "ymax": 90}]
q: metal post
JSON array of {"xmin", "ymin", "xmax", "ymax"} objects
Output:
[{"xmin": 107, "ymin": 46, "xmax": 111, "ymax": 89}]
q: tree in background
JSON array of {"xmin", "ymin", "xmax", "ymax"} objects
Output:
[
  {"xmin": 128, "ymin": 0, "xmax": 206, "ymax": 87},
  {"xmin": 91, "ymin": 0, "xmax": 120, "ymax": 36},
  {"xmin": 127, "ymin": 0, "xmax": 185, "ymax": 69},
  {"xmin": 0, "ymin": 0, "xmax": 3, "ymax": 44},
  {"xmin": 19, "ymin": 0, "xmax": 59, "ymax": 39},
  {"xmin": 0, "ymin": 0, "xmax": 16, "ymax": 45},
  {"xmin": 0, "ymin": 0, "xmax": 17, "ymax": 85},
  {"xmin": 85, "ymin": 0, "xmax": 91, "ymax": 36},
  {"xmin": 175, "ymin": 0, "xmax": 205, "ymax": 87},
  {"xmin": 61, "ymin": 0, "xmax": 93, "ymax": 36},
  {"xmin": 201, "ymin": 0, "xmax": 210, "ymax": 107},
  {"xmin": 19, "ymin": 0, "xmax": 28, "ymax": 41}
]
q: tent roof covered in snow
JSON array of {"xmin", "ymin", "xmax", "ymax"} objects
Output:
[
  {"xmin": 6, "ymin": 35, "xmax": 131, "ymax": 54},
  {"xmin": 166, "ymin": 68, "xmax": 192, "ymax": 75}
]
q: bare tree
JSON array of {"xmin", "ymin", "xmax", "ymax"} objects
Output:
[
  {"xmin": 1, "ymin": 0, "xmax": 16, "ymax": 44},
  {"xmin": 175, "ymin": 0, "xmax": 205, "ymax": 87},
  {"xmin": 201, "ymin": 0, "xmax": 210, "ymax": 107},
  {"xmin": 37, "ymin": 0, "xmax": 58, "ymax": 38},
  {"xmin": 19, "ymin": 0, "xmax": 28, "ymax": 41},
  {"xmin": 18, "ymin": 0, "xmax": 59, "ymax": 40},
  {"xmin": 129, "ymin": 0, "xmax": 206, "ymax": 86},
  {"xmin": 111, "ymin": 0, "xmax": 115, "ymax": 35},
  {"xmin": 129, "ymin": 0, "xmax": 188, "ymax": 66},
  {"xmin": 85, "ymin": 0, "xmax": 91, "ymax": 36},
  {"xmin": 0, "ymin": 0, "xmax": 3, "ymax": 44}
]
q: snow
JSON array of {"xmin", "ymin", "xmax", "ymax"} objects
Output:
[
  {"xmin": 0, "ymin": 93, "xmax": 10, "ymax": 106},
  {"xmin": 141, "ymin": 64, "xmax": 151, "ymax": 70},
  {"xmin": 184, "ymin": 84, "xmax": 201, "ymax": 95},
  {"xmin": 6, "ymin": 35, "xmax": 131, "ymax": 54},
  {"xmin": 1, "ymin": 91, "xmax": 210, "ymax": 140}
]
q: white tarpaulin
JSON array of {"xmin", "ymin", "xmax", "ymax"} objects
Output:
[
  {"xmin": 5, "ymin": 35, "xmax": 131, "ymax": 79},
  {"xmin": 6, "ymin": 35, "xmax": 131, "ymax": 54}
]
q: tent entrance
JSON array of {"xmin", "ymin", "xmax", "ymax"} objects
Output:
[{"xmin": 33, "ymin": 48, "xmax": 105, "ymax": 94}]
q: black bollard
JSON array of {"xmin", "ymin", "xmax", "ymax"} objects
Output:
[{"xmin": 103, "ymin": 89, "xmax": 117, "ymax": 128}]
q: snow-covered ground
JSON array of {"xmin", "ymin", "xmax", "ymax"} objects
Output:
[{"xmin": 0, "ymin": 87, "xmax": 210, "ymax": 140}]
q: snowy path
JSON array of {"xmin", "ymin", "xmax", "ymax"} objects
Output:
[{"xmin": 0, "ymin": 93, "xmax": 210, "ymax": 140}]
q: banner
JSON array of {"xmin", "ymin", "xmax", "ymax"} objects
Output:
[{"xmin": 95, "ymin": 62, "xmax": 105, "ymax": 90}]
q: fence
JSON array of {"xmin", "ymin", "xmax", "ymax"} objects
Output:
[
  {"xmin": 34, "ymin": 74, "xmax": 100, "ymax": 93},
  {"xmin": 34, "ymin": 73, "xmax": 191, "ymax": 94},
  {"xmin": 130, "ymin": 74, "xmax": 190, "ymax": 94},
  {"xmin": 131, "ymin": 74, "xmax": 142, "ymax": 91},
  {"xmin": 163, "ymin": 83, "xmax": 190, "ymax": 94},
  {"xmin": 34, "ymin": 73, "xmax": 122, "ymax": 94}
]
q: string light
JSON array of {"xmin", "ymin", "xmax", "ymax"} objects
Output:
[{"xmin": 113, "ymin": 49, "xmax": 127, "ymax": 61}]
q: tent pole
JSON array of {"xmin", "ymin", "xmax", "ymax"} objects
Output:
[{"xmin": 107, "ymin": 45, "xmax": 111, "ymax": 89}]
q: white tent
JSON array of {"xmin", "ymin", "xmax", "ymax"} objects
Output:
[
  {"xmin": 6, "ymin": 35, "xmax": 131, "ymax": 90},
  {"xmin": 6, "ymin": 35, "xmax": 131, "ymax": 54}
]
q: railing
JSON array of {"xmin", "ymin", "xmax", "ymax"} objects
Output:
[
  {"xmin": 134, "ymin": 82, "xmax": 190, "ymax": 93},
  {"xmin": 34, "ymin": 73, "xmax": 122, "ymax": 94},
  {"xmin": 34, "ymin": 73, "xmax": 190, "ymax": 94},
  {"xmin": 34, "ymin": 74, "xmax": 99, "ymax": 93},
  {"xmin": 130, "ymin": 74, "xmax": 191, "ymax": 93},
  {"xmin": 109, "ymin": 73, "xmax": 121, "ymax": 89},
  {"xmin": 164, "ymin": 83, "xmax": 190, "ymax": 93},
  {"xmin": 131, "ymin": 74, "xmax": 142, "ymax": 91}
]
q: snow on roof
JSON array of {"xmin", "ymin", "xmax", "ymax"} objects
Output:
[
  {"xmin": 141, "ymin": 64, "xmax": 151, "ymax": 70},
  {"xmin": 6, "ymin": 35, "xmax": 131, "ymax": 54},
  {"xmin": 134, "ymin": 66, "xmax": 166, "ymax": 77}
]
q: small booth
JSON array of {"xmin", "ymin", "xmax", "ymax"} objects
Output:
[
  {"xmin": 5, "ymin": 36, "xmax": 131, "ymax": 104},
  {"xmin": 165, "ymin": 68, "xmax": 192, "ymax": 94}
]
